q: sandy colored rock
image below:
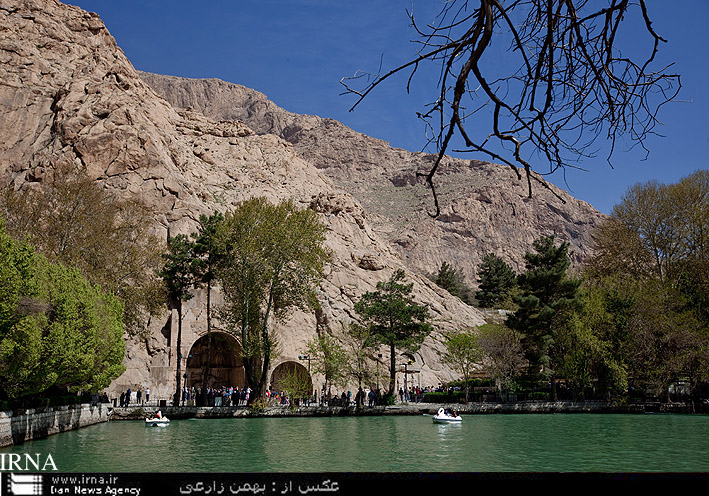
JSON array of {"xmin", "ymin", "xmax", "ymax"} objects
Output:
[
  {"xmin": 0, "ymin": 0, "xmax": 500, "ymax": 399},
  {"xmin": 140, "ymin": 73, "xmax": 607, "ymax": 285}
]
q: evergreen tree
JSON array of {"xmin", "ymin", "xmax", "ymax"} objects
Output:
[
  {"xmin": 506, "ymin": 236, "xmax": 582, "ymax": 391},
  {"xmin": 354, "ymin": 269, "xmax": 433, "ymax": 397},
  {"xmin": 475, "ymin": 253, "xmax": 516, "ymax": 308},
  {"xmin": 159, "ymin": 234, "xmax": 199, "ymax": 406},
  {"xmin": 432, "ymin": 261, "xmax": 473, "ymax": 304},
  {"xmin": 191, "ymin": 212, "xmax": 224, "ymax": 405}
]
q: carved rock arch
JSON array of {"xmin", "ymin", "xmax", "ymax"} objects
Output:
[{"xmin": 185, "ymin": 331, "xmax": 245, "ymax": 389}]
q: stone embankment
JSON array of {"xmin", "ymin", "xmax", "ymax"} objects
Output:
[
  {"xmin": 110, "ymin": 400, "xmax": 665, "ymax": 421},
  {"xmin": 0, "ymin": 403, "xmax": 111, "ymax": 448}
]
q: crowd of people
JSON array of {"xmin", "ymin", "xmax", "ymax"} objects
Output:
[
  {"xmin": 197, "ymin": 385, "xmax": 251, "ymax": 406},
  {"xmin": 119, "ymin": 387, "xmax": 150, "ymax": 407},
  {"xmin": 398, "ymin": 385, "xmax": 455, "ymax": 403},
  {"xmin": 114, "ymin": 383, "xmax": 457, "ymax": 408}
]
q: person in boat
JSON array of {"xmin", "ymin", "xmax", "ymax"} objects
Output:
[
  {"xmin": 452, "ymin": 410, "xmax": 458, "ymax": 418},
  {"xmin": 156, "ymin": 410, "xmax": 162, "ymax": 419}
]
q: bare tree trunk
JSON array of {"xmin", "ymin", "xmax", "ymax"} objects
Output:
[
  {"xmin": 201, "ymin": 280, "xmax": 212, "ymax": 406},
  {"xmin": 257, "ymin": 292, "xmax": 274, "ymax": 402},
  {"xmin": 174, "ymin": 301, "xmax": 183, "ymax": 407},
  {"xmin": 388, "ymin": 343, "xmax": 396, "ymax": 397}
]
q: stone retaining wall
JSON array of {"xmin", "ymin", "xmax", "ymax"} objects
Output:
[
  {"xmin": 0, "ymin": 403, "xmax": 110, "ymax": 448},
  {"xmin": 111, "ymin": 400, "xmax": 653, "ymax": 420}
]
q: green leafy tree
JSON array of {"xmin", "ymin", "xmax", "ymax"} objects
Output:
[
  {"xmin": 583, "ymin": 218, "xmax": 656, "ymax": 283},
  {"xmin": 354, "ymin": 269, "xmax": 433, "ymax": 397},
  {"xmin": 506, "ymin": 236, "xmax": 582, "ymax": 396},
  {"xmin": 612, "ymin": 170, "xmax": 709, "ymax": 322},
  {"xmin": 216, "ymin": 198, "xmax": 329, "ymax": 402},
  {"xmin": 0, "ymin": 171, "xmax": 164, "ymax": 336},
  {"xmin": 304, "ymin": 333, "xmax": 349, "ymax": 402},
  {"xmin": 277, "ymin": 365, "xmax": 312, "ymax": 406},
  {"xmin": 159, "ymin": 234, "xmax": 199, "ymax": 406},
  {"xmin": 441, "ymin": 328, "xmax": 483, "ymax": 402},
  {"xmin": 341, "ymin": 322, "xmax": 376, "ymax": 390},
  {"xmin": 476, "ymin": 253, "xmax": 517, "ymax": 308},
  {"xmin": 0, "ymin": 222, "xmax": 125, "ymax": 401},
  {"xmin": 559, "ymin": 284, "xmax": 630, "ymax": 401},
  {"xmin": 476, "ymin": 323, "xmax": 526, "ymax": 400},
  {"xmin": 1, "ymin": 222, "xmax": 51, "ymax": 399},
  {"xmin": 626, "ymin": 281, "xmax": 706, "ymax": 401},
  {"xmin": 585, "ymin": 172, "xmax": 709, "ymax": 399}
]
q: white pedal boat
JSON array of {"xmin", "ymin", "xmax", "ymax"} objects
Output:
[
  {"xmin": 145, "ymin": 411, "xmax": 170, "ymax": 426},
  {"xmin": 432, "ymin": 408, "xmax": 462, "ymax": 423}
]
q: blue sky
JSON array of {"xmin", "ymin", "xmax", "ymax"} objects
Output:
[{"xmin": 68, "ymin": 1, "xmax": 707, "ymax": 214}]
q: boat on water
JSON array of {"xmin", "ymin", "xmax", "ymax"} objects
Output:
[
  {"xmin": 145, "ymin": 411, "xmax": 170, "ymax": 426},
  {"xmin": 432, "ymin": 408, "xmax": 462, "ymax": 423}
]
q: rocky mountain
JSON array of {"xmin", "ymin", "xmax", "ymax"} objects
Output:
[
  {"xmin": 0, "ymin": 0, "xmax": 495, "ymax": 398},
  {"xmin": 139, "ymin": 73, "xmax": 607, "ymax": 283},
  {"xmin": 1, "ymin": 0, "xmax": 608, "ymax": 401}
]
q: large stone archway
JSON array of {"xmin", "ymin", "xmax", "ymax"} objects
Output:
[
  {"xmin": 185, "ymin": 332, "xmax": 245, "ymax": 389},
  {"xmin": 270, "ymin": 361, "xmax": 313, "ymax": 396}
]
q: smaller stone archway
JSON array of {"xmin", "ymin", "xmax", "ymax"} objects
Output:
[
  {"xmin": 270, "ymin": 361, "xmax": 313, "ymax": 398},
  {"xmin": 185, "ymin": 332, "xmax": 245, "ymax": 389}
]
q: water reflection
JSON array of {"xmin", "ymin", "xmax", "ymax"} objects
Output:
[{"xmin": 2, "ymin": 414, "xmax": 708, "ymax": 472}]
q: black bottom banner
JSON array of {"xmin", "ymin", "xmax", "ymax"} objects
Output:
[{"xmin": 2, "ymin": 472, "xmax": 706, "ymax": 495}]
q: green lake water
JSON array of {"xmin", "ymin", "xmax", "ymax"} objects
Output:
[{"xmin": 3, "ymin": 413, "xmax": 709, "ymax": 473}]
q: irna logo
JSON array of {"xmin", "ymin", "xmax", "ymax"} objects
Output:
[{"xmin": 0, "ymin": 454, "xmax": 57, "ymax": 472}]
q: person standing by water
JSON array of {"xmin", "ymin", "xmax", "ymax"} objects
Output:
[
  {"xmin": 137, "ymin": 388, "xmax": 142, "ymax": 405},
  {"xmin": 145, "ymin": 387, "xmax": 150, "ymax": 405}
]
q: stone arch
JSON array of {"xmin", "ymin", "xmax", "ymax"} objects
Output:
[
  {"xmin": 185, "ymin": 332, "xmax": 245, "ymax": 389},
  {"xmin": 269, "ymin": 360, "xmax": 313, "ymax": 396}
]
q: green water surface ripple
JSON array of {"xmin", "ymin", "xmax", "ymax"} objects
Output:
[{"xmin": 3, "ymin": 414, "xmax": 708, "ymax": 472}]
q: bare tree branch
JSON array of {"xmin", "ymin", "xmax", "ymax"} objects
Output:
[{"xmin": 341, "ymin": 0, "xmax": 681, "ymax": 217}]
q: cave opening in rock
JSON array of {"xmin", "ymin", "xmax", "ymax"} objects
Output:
[{"xmin": 185, "ymin": 332, "xmax": 245, "ymax": 390}]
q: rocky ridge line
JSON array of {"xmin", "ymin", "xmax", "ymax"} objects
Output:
[{"xmin": 139, "ymin": 72, "xmax": 608, "ymax": 284}]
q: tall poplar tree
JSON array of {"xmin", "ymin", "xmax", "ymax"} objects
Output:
[{"xmin": 216, "ymin": 198, "xmax": 329, "ymax": 403}]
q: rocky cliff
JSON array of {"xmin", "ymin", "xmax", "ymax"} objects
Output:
[
  {"xmin": 0, "ymin": 0, "xmax": 498, "ymax": 397},
  {"xmin": 139, "ymin": 73, "xmax": 607, "ymax": 282}
]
